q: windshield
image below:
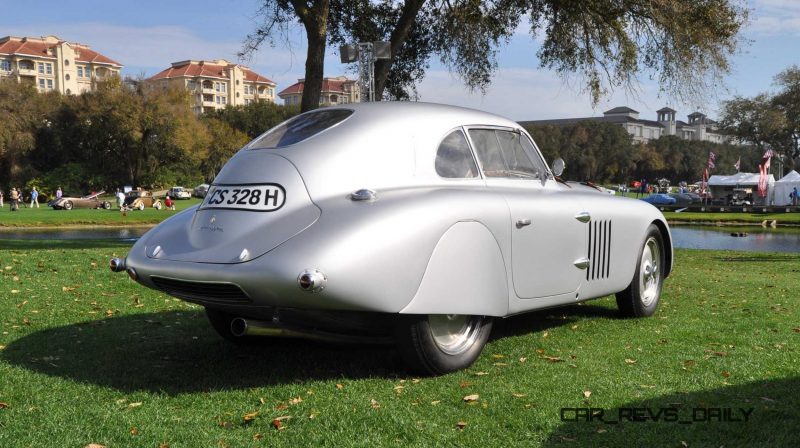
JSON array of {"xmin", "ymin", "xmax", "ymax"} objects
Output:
[{"xmin": 247, "ymin": 109, "xmax": 353, "ymax": 149}]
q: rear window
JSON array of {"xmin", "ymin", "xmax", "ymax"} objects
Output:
[{"xmin": 247, "ymin": 109, "xmax": 353, "ymax": 149}]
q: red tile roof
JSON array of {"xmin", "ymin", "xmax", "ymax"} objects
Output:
[
  {"xmin": 148, "ymin": 60, "xmax": 274, "ymax": 85},
  {"xmin": 0, "ymin": 36, "xmax": 122, "ymax": 66},
  {"xmin": 278, "ymin": 77, "xmax": 357, "ymax": 97}
]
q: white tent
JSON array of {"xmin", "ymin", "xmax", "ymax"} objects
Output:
[
  {"xmin": 773, "ymin": 170, "xmax": 800, "ymax": 206},
  {"xmin": 707, "ymin": 172, "xmax": 775, "ymax": 205}
]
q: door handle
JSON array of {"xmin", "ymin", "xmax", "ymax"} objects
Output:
[
  {"xmin": 574, "ymin": 257, "xmax": 590, "ymax": 269},
  {"xmin": 516, "ymin": 218, "xmax": 532, "ymax": 228},
  {"xmin": 574, "ymin": 211, "xmax": 591, "ymax": 223}
]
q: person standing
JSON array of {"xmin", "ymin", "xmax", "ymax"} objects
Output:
[
  {"xmin": 9, "ymin": 187, "xmax": 19, "ymax": 211},
  {"xmin": 30, "ymin": 187, "xmax": 39, "ymax": 208},
  {"xmin": 0, "ymin": 189, "xmax": 4, "ymax": 208},
  {"xmin": 793, "ymin": 186, "xmax": 799, "ymax": 206},
  {"xmin": 115, "ymin": 188, "xmax": 125, "ymax": 209},
  {"xmin": 56, "ymin": 186, "xmax": 63, "ymax": 200}
]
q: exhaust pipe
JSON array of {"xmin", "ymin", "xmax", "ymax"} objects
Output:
[
  {"xmin": 229, "ymin": 317, "xmax": 391, "ymax": 345},
  {"xmin": 109, "ymin": 257, "xmax": 127, "ymax": 272}
]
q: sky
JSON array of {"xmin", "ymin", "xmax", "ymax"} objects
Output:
[{"xmin": 2, "ymin": 0, "xmax": 799, "ymax": 121}]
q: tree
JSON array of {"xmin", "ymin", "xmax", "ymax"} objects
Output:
[
  {"xmin": 209, "ymin": 101, "xmax": 300, "ymax": 138},
  {"xmin": 721, "ymin": 66, "xmax": 800, "ymax": 171},
  {"xmin": 247, "ymin": 0, "xmax": 746, "ymax": 104},
  {"xmin": 243, "ymin": 0, "xmax": 331, "ymax": 112}
]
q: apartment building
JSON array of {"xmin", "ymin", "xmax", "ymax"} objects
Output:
[
  {"xmin": 148, "ymin": 59, "xmax": 276, "ymax": 114},
  {"xmin": 278, "ymin": 76, "xmax": 360, "ymax": 107},
  {"xmin": 521, "ymin": 106, "xmax": 731, "ymax": 144},
  {"xmin": 0, "ymin": 35, "xmax": 122, "ymax": 94}
]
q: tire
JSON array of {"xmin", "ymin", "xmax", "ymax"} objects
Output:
[
  {"xmin": 395, "ymin": 314, "xmax": 492, "ymax": 375},
  {"xmin": 102, "ymin": 201, "xmax": 111, "ymax": 210},
  {"xmin": 205, "ymin": 308, "xmax": 255, "ymax": 344},
  {"xmin": 616, "ymin": 224, "xmax": 665, "ymax": 318},
  {"xmin": 64, "ymin": 201, "xmax": 73, "ymax": 210},
  {"xmin": 154, "ymin": 202, "xmax": 162, "ymax": 210},
  {"xmin": 138, "ymin": 202, "xmax": 145, "ymax": 211}
]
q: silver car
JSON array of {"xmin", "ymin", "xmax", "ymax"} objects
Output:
[{"xmin": 111, "ymin": 102, "xmax": 673, "ymax": 374}]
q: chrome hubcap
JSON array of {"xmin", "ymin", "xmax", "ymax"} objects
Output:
[
  {"xmin": 639, "ymin": 237, "xmax": 661, "ymax": 307},
  {"xmin": 428, "ymin": 314, "xmax": 481, "ymax": 355}
]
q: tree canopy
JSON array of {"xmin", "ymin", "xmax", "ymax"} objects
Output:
[
  {"xmin": 246, "ymin": 0, "xmax": 747, "ymax": 106},
  {"xmin": 720, "ymin": 65, "xmax": 800, "ymax": 171}
]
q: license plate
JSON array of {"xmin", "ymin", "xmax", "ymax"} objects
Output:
[{"xmin": 200, "ymin": 184, "xmax": 286, "ymax": 211}]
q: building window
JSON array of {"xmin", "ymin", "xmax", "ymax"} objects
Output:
[
  {"xmin": 38, "ymin": 62, "xmax": 45, "ymax": 74},
  {"xmin": 65, "ymin": 74, "xmax": 70, "ymax": 81},
  {"xmin": 77, "ymin": 67, "xmax": 83, "ymax": 77},
  {"xmin": 187, "ymin": 80, "xmax": 197, "ymax": 90},
  {"xmin": 47, "ymin": 79, "xmax": 53, "ymax": 89},
  {"xmin": 66, "ymin": 89, "xmax": 71, "ymax": 95},
  {"xmin": 39, "ymin": 79, "xmax": 45, "ymax": 89},
  {"xmin": 46, "ymin": 63, "xmax": 53, "ymax": 75},
  {"xmin": 0, "ymin": 59, "xmax": 10, "ymax": 71},
  {"xmin": 65, "ymin": 59, "xmax": 70, "ymax": 66}
]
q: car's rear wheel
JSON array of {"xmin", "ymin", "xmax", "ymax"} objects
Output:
[
  {"xmin": 102, "ymin": 201, "xmax": 111, "ymax": 210},
  {"xmin": 616, "ymin": 224, "xmax": 665, "ymax": 318},
  {"xmin": 154, "ymin": 201, "xmax": 162, "ymax": 210},
  {"xmin": 395, "ymin": 314, "xmax": 492, "ymax": 375},
  {"xmin": 64, "ymin": 201, "xmax": 73, "ymax": 210}
]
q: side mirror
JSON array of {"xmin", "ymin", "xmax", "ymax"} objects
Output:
[{"xmin": 552, "ymin": 158, "xmax": 565, "ymax": 177}]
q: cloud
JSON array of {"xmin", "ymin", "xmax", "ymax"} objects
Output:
[
  {"xmin": 747, "ymin": 0, "xmax": 800, "ymax": 35},
  {"xmin": 414, "ymin": 68, "xmax": 706, "ymax": 122}
]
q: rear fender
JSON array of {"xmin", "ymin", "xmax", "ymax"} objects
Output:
[{"xmin": 400, "ymin": 221, "xmax": 508, "ymax": 316}]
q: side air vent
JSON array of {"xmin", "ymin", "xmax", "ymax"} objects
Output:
[
  {"xmin": 587, "ymin": 220, "xmax": 612, "ymax": 281},
  {"xmin": 150, "ymin": 276, "xmax": 251, "ymax": 304}
]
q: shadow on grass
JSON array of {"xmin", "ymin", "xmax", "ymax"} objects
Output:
[
  {"xmin": 1, "ymin": 304, "xmax": 618, "ymax": 394},
  {"xmin": 544, "ymin": 377, "xmax": 800, "ymax": 447}
]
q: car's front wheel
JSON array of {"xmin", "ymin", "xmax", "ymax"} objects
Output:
[
  {"xmin": 137, "ymin": 202, "xmax": 145, "ymax": 211},
  {"xmin": 395, "ymin": 314, "xmax": 492, "ymax": 375},
  {"xmin": 63, "ymin": 201, "xmax": 73, "ymax": 210},
  {"xmin": 102, "ymin": 201, "xmax": 111, "ymax": 210},
  {"xmin": 154, "ymin": 202, "xmax": 162, "ymax": 210},
  {"xmin": 616, "ymin": 224, "xmax": 665, "ymax": 317}
]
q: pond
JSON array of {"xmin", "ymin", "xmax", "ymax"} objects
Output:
[
  {"xmin": 1, "ymin": 225, "xmax": 799, "ymax": 253},
  {"xmin": 0, "ymin": 227, "xmax": 150, "ymax": 241},
  {"xmin": 670, "ymin": 226, "xmax": 800, "ymax": 253}
]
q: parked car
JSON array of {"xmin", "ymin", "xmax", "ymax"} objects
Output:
[
  {"xmin": 50, "ymin": 191, "xmax": 111, "ymax": 210},
  {"xmin": 729, "ymin": 188, "xmax": 752, "ymax": 206},
  {"xmin": 168, "ymin": 186, "xmax": 191, "ymax": 200},
  {"xmin": 193, "ymin": 184, "xmax": 210, "ymax": 198},
  {"xmin": 641, "ymin": 193, "xmax": 677, "ymax": 205},
  {"xmin": 668, "ymin": 193, "xmax": 694, "ymax": 206},
  {"xmin": 111, "ymin": 102, "xmax": 673, "ymax": 375},
  {"xmin": 124, "ymin": 190, "xmax": 162, "ymax": 211}
]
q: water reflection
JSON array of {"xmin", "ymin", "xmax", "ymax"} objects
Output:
[
  {"xmin": 1, "ymin": 225, "xmax": 799, "ymax": 253},
  {"xmin": 0, "ymin": 227, "xmax": 150, "ymax": 241},
  {"xmin": 671, "ymin": 226, "xmax": 800, "ymax": 253}
]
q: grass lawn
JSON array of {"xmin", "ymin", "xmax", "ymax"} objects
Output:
[
  {"xmin": 0, "ymin": 241, "xmax": 798, "ymax": 447},
  {"xmin": 0, "ymin": 198, "xmax": 202, "ymax": 228}
]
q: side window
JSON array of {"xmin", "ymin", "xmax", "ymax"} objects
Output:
[
  {"xmin": 435, "ymin": 130, "xmax": 478, "ymax": 179},
  {"xmin": 469, "ymin": 128, "xmax": 547, "ymax": 180}
]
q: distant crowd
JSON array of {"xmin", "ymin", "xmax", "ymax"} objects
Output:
[{"xmin": 0, "ymin": 186, "xmax": 55, "ymax": 211}]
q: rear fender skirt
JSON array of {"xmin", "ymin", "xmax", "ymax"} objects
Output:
[{"xmin": 400, "ymin": 221, "xmax": 508, "ymax": 316}]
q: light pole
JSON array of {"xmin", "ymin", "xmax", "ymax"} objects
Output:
[{"xmin": 340, "ymin": 42, "xmax": 391, "ymax": 102}]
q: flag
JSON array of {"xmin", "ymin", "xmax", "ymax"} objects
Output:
[
  {"xmin": 734, "ymin": 157, "xmax": 741, "ymax": 171},
  {"xmin": 758, "ymin": 163, "xmax": 768, "ymax": 198},
  {"xmin": 763, "ymin": 149, "xmax": 776, "ymax": 159},
  {"xmin": 707, "ymin": 151, "xmax": 716, "ymax": 169}
]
